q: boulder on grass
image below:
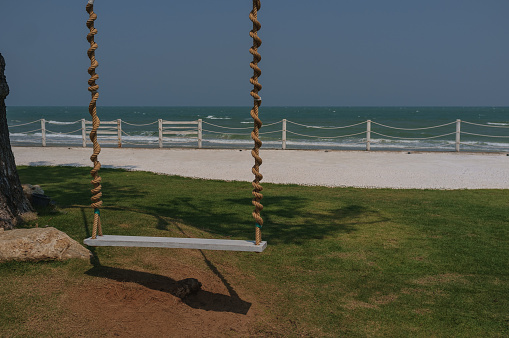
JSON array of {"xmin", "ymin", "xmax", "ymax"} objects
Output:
[{"xmin": 0, "ymin": 227, "xmax": 92, "ymax": 262}]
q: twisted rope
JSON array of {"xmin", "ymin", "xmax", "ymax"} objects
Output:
[
  {"xmin": 250, "ymin": 0, "xmax": 263, "ymax": 246},
  {"xmin": 86, "ymin": 1, "xmax": 103, "ymax": 239}
]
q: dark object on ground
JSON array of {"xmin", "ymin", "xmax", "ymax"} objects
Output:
[
  {"xmin": 31, "ymin": 193, "xmax": 52, "ymax": 207},
  {"xmin": 174, "ymin": 278, "xmax": 202, "ymax": 298}
]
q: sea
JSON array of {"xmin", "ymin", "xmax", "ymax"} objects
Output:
[{"xmin": 6, "ymin": 106, "xmax": 509, "ymax": 152}]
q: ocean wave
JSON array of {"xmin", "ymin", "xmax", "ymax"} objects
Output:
[
  {"xmin": 9, "ymin": 132, "xmax": 509, "ymax": 150},
  {"xmin": 206, "ymin": 115, "xmax": 231, "ymax": 120},
  {"xmin": 459, "ymin": 141, "xmax": 509, "ymax": 148},
  {"xmin": 9, "ymin": 133, "xmax": 32, "ymax": 137},
  {"xmin": 487, "ymin": 122, "xmax": 509, "ymax": 126},
  {"xmin": 47, "ymin": 120, "xmax": 80, "ymax": 125},
  {"xmin": 205, "ymin": 139, "xmax": 255, "ymax": 145}
]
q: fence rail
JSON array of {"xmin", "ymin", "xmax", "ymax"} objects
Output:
[{"xmin": 8, "ymin": 118, "xmax": 509, "ymax": 152}]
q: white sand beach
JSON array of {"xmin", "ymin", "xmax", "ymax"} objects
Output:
[{"xmin": 12, "ymin": 147, "xmax": 509, "ymax": 189}]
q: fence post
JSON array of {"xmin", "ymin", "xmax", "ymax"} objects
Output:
[
  {"xmin": 282, "ymin": 119, "xmax": 287, "ymax": 150},
  {"xmin": 455, "ymin": 119, "xmax": 461, "ymax": 152},
  {"xmin": 366, "ymin": 120, "xmax": 371, "ymax": 151},
  {"xmin": 197, "ymin": 119, "xmax": 203, "ymax": 148},
  {"xmin": 158, "ymin": 119, "xmax": 163, "ymax": 148},
  {"xmin": 82, "ymin": 119, "xmax": 87, "ymax": 147},
  {"xmin": 41, "ymin": 119, "xmax": 46, "ymax": 147},
  {"xmin": 117, "ymin": 119, "xmax": 122, "ymax": 148}
]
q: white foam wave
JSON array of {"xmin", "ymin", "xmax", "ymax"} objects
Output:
[
  {"xmin": 9, "ymin": 132, "xmax": 509, "ymax": 150},
  {"xmin": 46, "ymin": 134, "xmax": 82, "ymax": 139},
  {"xmin": 206, "ymin": 115, "xmax": 231, "ymax": 120},
  {"xmin": 9, "ymin": 133, "xmax": 31, "ymax": 137},
  {"xmin": 47, "ymin": 120, "xmax": 79, "ymax": 125},
  {"xmin": 487, "ymin": 122, "xmax": 509, "ymax": 126}
]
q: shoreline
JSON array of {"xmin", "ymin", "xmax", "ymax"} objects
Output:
[{"xmin": 12, "ymin": 147, "xmax": 509, "ymax": 190}]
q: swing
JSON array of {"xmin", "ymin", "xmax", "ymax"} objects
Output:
[{"xmin": 83, "ymin": 0, "xmax": 266, "ymax": 252}]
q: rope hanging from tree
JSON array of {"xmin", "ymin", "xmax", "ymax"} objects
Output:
[
  {"xmin": 249, "ymin": 0, "xmax": 263, "ymax": 245},
  {"xmin": 86, "ymin": 0, "xmax": 103, "ymax": 239}
]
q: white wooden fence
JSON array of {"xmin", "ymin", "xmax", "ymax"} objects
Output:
[{"xmin": 8, "ymin": 118, "xmax": 509, "ymax": 152}]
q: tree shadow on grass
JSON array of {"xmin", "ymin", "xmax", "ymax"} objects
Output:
[
  {"xmin": 17, "ymin": 166, "xmax": 146, "ymax": 207},
  {"xmin": 18, "ymin": 167, "xmax": 387, "ymax": 246},
  {"xmin": 142, "ymin": 194, "xmax": 387, "ymax": 246},
  {"xmin": 80, "ymin": 208, "xmax": 252, "ymax": 315}
]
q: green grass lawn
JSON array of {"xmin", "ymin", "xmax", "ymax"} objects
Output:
[{"xmin": 1, "ymin": 166, "xmax": 508, "ymax": 336}]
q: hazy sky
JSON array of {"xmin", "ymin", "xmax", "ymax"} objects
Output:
[{"xmin": 1, "ymin": 0, "xmax": 508, "ymax": 106}]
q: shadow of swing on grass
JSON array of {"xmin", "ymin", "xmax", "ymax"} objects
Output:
[{"xmin": 80, "ymin": 208, "xmax": 252, "ymax": 315}]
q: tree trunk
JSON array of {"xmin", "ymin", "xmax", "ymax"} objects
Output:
[{"xmin": 0, "ymin": 53, "xmax": 33, "ymax": 229}]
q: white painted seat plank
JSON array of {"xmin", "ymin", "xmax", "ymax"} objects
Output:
[{"xmin": 84, "ymin": 235, "xmax": 267, "ymax": 252}]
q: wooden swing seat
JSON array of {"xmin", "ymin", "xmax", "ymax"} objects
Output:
[{"xmin": 84, "ymin": 235, "xmax": 267, "ymax": 252}]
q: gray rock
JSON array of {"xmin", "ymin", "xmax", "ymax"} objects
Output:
[
  {"xmin": 22, "ymin": 184, "xmax": 45, "ymax": 201},
  {"xmin": 0, "ymin": 227, "xmax": 92, "ymax": 262}
]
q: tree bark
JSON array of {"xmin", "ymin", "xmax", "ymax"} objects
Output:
[{"xmin": 0, "ymin": 53, "xmax": 33, "ymax": 229}]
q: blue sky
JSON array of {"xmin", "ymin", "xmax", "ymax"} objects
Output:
[{"xmin": 1, "ymin": 0, "xmax": 508, "ymax": 106}]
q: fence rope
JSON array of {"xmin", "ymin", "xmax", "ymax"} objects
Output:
[
  {"xmin": 10, "ymin": 128, "xmax": 42, "ymax": 134},
  {"xmin": 8, "ymin": 119, "xmax": 42, "ymax": 127},
  {"xmin": 45, "ymin": 128, "xmax": 83, "ymax": 135},
  {"xmin": 202, "ymin": 129, "xmax": 249, "ymax": 136},
  {"xmin": 371, "ymin": 131, "xmax": 456, "ymax": 140},
  {"xmin": 286, "ymin": 120, "xmax": 366, "ymax": 129},
  {"xmin": 161, "ymin": 120, "xmax": 198, "ymax": 124},
  {"xmin": 122, "ymin": 120, "xmax": 158, "ymax": 126},
  {"xmin": 286, "ymin": 130, "xmax": 366, "ymax": 139},
  {"xmin": 260, "ymin": 120, "xmax": 282, "ymax": 127},
  {"xmin": 202, "ymin": 121, "xmax": 253, "ymax": 130},
  {"xmin": 371, "ymin": 121, "xmax": 456, "ymax": 130}
]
